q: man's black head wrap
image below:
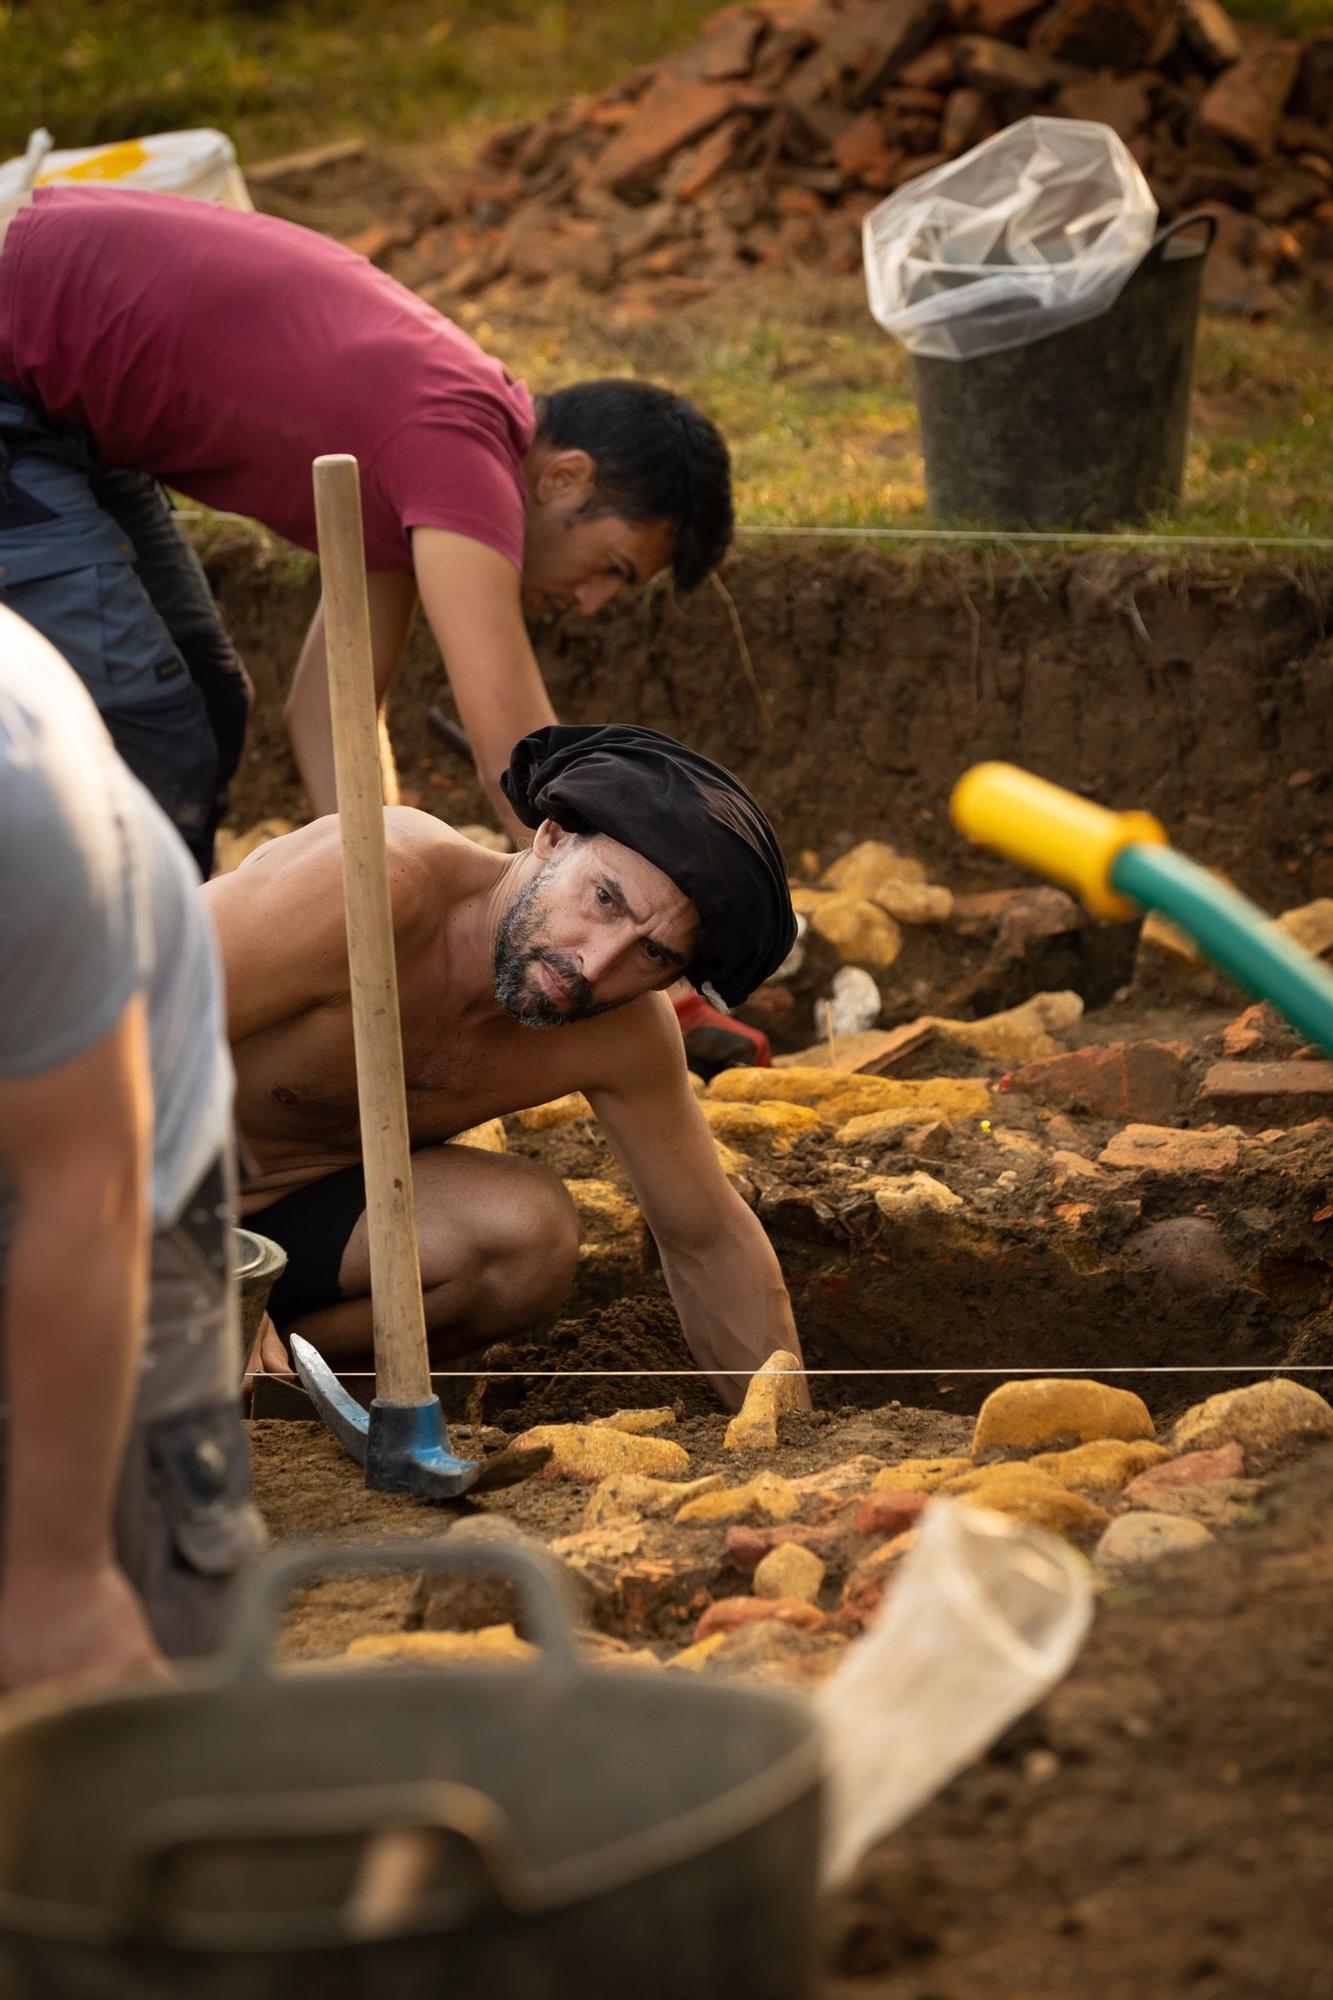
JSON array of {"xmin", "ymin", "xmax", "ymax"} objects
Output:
[{"xmin": 501, "ymin": 724, "xmax": 797, "ymax": 1009}]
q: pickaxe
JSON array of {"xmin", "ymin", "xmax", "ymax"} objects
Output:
[{"xmin": 290, "ymin": 454, "xmax": 547, "ymax": 1498}]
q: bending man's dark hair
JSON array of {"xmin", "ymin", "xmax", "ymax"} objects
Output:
[{"xmin": 533, "ymin": 380, "xmax": 733, "ymax": 592}]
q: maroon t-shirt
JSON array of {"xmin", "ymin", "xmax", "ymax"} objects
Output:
[{"xmin": 0, "ymin": 187, "xmax": 535, "ymax": 573}]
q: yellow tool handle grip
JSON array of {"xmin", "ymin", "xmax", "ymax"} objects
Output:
[{"xmin": 950, "ymin": 762, "xmax": 1168, "ymax": 921}]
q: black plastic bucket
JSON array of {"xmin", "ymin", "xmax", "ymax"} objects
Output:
[
  {"xmin": 910, "ymin": 211, "xmax": 1217, "ymax": 531},
  {"xmin": 0, "ymin": 1540, "xmax": 823, "ymax": 2000}
]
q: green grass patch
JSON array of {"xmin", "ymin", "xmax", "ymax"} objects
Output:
[
  {"xmin": 0, "ymin": 0, "xmax": 721, "ymax": 162},
  {"xmin": 462, "ymin": 275, "xmax": 1333, "ymax": 542}
]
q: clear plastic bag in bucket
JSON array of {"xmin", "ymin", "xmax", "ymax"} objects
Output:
[{"xmin": 863, "ymin": 116, "xmax": 1157, "ymax": 361}]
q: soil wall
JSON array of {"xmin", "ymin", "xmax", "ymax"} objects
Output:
[{"xmin": 215, "ymin": 540, "xmax": 1333, "ymax": 907}]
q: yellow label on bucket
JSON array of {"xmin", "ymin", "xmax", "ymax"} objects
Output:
[{"xmin": 38, "ymin": 139, "xmax": 150, "ymax": 184}]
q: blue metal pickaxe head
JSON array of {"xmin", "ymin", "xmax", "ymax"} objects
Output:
[{"xmin": 289, "ymin": 1335, "xmax": 550, "ymax": 1498}]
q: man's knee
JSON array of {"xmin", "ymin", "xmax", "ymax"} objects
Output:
[
  {"xmin": 485, "ymin": 1159, "xmax": 579, "ymax": 1322},
  {"xmin": 421, "ymin": 1154, "xmax": 579, "ymax": 1333}
]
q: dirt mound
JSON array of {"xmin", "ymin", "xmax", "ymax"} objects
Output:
[
  {"xmin": 826, "ymin": 1442, "xmax": 1333, "ymax": 2000},
  {"xmin": 312, "ymin": 0, "xmax": 1333, "ymax": 317}
]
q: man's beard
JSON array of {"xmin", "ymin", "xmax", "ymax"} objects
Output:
[{"xmin": 493, "ymin": 873, "xmax": 622, "ymax": 1029}]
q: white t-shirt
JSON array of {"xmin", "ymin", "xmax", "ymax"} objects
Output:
[{"xmin": 0, "ymin": 604, "xmax": 232, "ymax": 1252}]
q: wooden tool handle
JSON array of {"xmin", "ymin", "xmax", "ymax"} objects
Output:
[{"xmin": 313, "ymin": 454, "xmax": 431, "ymax": 1407}]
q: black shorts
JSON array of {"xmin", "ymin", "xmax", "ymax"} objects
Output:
[{"xmin": 253, "ymin": 1164, "xmax": 369, "ymax": 1328}]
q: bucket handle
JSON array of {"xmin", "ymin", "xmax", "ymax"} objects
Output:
[
  {"xmin": 223, "ymin": 1536, "xmax": 585, "ymax": 1684},
  {"xmin": 1143, "ymin": 209, "xmax": 1218, "ymax": 267},
  {"xmin": 109, "ymin": 1779, "xmax": 536, "ymax": 1950}
]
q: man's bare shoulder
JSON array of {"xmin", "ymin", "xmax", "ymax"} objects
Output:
[{"xmin": 574, "ymin": 988, "xmax": 692, "ymax": 1098}]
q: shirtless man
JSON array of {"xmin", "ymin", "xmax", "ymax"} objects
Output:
[{"xmin": 206, "ymin": 725, "xmax": 802, "ymax": 1407}]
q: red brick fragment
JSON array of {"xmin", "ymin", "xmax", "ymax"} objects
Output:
[
  {"xmin": 1199, "ymin": 45, "xmax": 1304, "ymax": 161},
  {"xmin": 1124, "ymin": 1444, "xmax": 1245, "ymax": 1502},
  {"xmin": 725, "ymin": 1524, "xmax": 839, "ymax": 1575},
  {"xmin": 1196, "ymin": 1060, "xmax": 1333, "ymax": 1126},
  {"xmin": 1010, "ymin": 1041, "xmax": 1189, "ymax": 1124},
  {"xmin": 694, "ymin": 1595, "xmax": 826, "ymax": 1643},
  {"xmin": 853, "ymin": 1490, "xmax": 931, "ymax": 1539},
  {"xmin": 593, "ymin": 80, "xmax": 743, "ymax": 189}
]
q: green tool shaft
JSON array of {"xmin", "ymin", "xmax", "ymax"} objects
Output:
[{"xmin": 1111, "ymin": 845, "xmax": 1333, "ymax": 1055}]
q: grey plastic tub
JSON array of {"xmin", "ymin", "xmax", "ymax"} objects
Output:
[{"xmin": 0, "ymin": 1541, "xmax": 823, "ymax": 1999}]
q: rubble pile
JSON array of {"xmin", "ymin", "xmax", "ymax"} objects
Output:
[{"xmin": 378, "ymin": 0, "xmax": 1333, "ymax": 317}]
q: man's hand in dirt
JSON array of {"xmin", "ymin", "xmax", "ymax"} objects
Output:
[{"xmin": 0, "ymin": 1562, "xmax": 169, "ymax": 1695}]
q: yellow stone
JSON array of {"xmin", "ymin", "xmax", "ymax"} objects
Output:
[
  {"xmin": 347, "ymin": 1625, "xmax": 535, "ymax": 1666},
  {"xmin": 1029, "ymin": 1439, "xmax": 1171, "ymax": 1492},
  {"xmin": 667, "ymin": 1633, "xmax": 730, "ymax": 1672},
  {"xmin": 821, "ymin": 840, "xmax": 927, "ymax": 896},
  {"xmin": 1138, "ymin": 910, "xmax": 1204, "ymax": 968},
  {"xmin": 564, "ymin": 1180, "xmax": 641, "ymax": 1235},
  {"xmin": 931, "ymin": 992, "xmax": 1084, "ymax": 1066},
  {"xmin": 592, "ymin": 1407, "xmax": 676, "ymax": 1435},
  {"xmin": 949, "ymin": 1467, "xmax": 1110, "ymax": 1540},
  {"xmin": 513, "ymin": 1423, "xmax": 690, "ymax": 1480},
  {"xmin": 972, "ymin": 1378, "xmax": 1155, "ymax": 1455},
  {"xmin": 871, "ymin": 1456, "xmax": 971, "ymax": 1493},
  {"xmin": 713, "ymin": 1137, "xmax": 750, "ymax": 1177},
  {"xmin": 213, "ymin": 817, "xmax": 297, "ymax": 873},
  {"xmin": 711, "ymin": 1069, "xmax": 990, "ymax": 1130},
  {"xmin": 1172, "ymin": 1378, "xmax": 1333, "ymax": 1465},
  {"xmin": 873, "ymin": 881, "xmax": 953, "ymax": 926},
  {"xmin": 674, "ymin": 1470, "xmax": 801, "ymax": 1525},
  {"xmin": 724, "ymin": 1350, "xmax": 804, "ymax": 1451},
  {"xmin": 836, "ymin": 1079, "xmax": 992, "ymax": 1144},
  {"xmin": 866, "ymin": 1172, "xmax": 964, "ymax": 1220},
  {"xmin": 514, "ymin": 1093, "xmax": 592, "ymax": 1131},
  {"xmin": 1274, "ymin": 897, "xmax": 1333, "ymax": 959},
  {"xmin": 583, "ymin": 1473, "xmax": 723, "ymax": 1528},
  {"xmin": 451, "ymin": 1117, "xmax": 506, "ymax": 1153},
  {"xmin": 701, "ymin": 1100, "xmax": 825, "ymax": 1142},
  {"xmin": 809, "ymin": 893, "xmax": 903, "ymax": 971},
  {"xmin": 753, "ymin": 1542, "xmax": 824, "ymax": 1603}
]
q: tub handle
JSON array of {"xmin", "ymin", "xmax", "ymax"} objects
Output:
[
  {"xmin": 223, "ymin": 1536, "xmax": 585, "ymax": 1683},
  {"xmin": 110, "ymin": 1779, "xmax": 536, "ymax": 1948},
  {"xmin": 1145, "ymin": 210, "xmax": 1218, "ymax": 265}
]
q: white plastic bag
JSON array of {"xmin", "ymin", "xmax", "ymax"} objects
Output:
[
  {"xmin": 0, "ymin": 127, "xmax": 252, "ymax": 218},
  {"xmin": 818, "ymin": 1499, "xmax": 1092, "ymax": 1885},
  {"xmin": 863, "ymin": 116, "xmax": 1157, "ymax": 361}
]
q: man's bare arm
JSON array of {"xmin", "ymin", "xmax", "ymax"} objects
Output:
[
  {"xmin": 586, "ymin": 999, "xmax": 806, "ymax": 1411},
  {"xmin": 411, "ymin": 528, "xmax": 556, "ymax": 844},
  {"xmin": 0, "ymin": 996, "xmax": 167, "ymax": 1691},
  {"xmin": 285, "ymin": 571, "xmax": 419, "ymax": 817}
]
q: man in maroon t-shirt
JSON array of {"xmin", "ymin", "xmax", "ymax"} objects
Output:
[{"xmin": 0, "ymin": 188, "xmax": 733, "ymax": 857}]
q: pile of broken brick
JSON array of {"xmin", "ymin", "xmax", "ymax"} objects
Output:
[
  {"xmin": 380, "ymin": 0, "xmax": 1333, "ymax": 319},
  {"xmin": 346, "ymin": 1369, "xmax": 1333, "ymax": 1689}
]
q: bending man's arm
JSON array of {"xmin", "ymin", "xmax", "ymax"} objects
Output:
[
  {"xmin": 411, "ymin": 528, "xmax": 556, "ymax": 844},
  {"xmin": 285, "ymin": 570, "xmax": 419, "ymax": 818},
  {"xmin": 0, "ymin": 997, "xmax": 166, "ymax": 1691},
  {"xmin": 587, "ymin": 999, "xmax": 806, "ymax": 1412},
  {"xmin": 283, "ymin": 534, "xmax": 556, "ymax": 843}
]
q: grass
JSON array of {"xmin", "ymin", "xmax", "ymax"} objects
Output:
[
  {"xmin": 460, "ymin": 274, "xmax": 1333, "ymax": 541},
  {"xmin": 7, "ymin": 0, "xmax": 1329, "ymax": 547},
  {"xmin": 0, "ymin": 0, "xmax": 722, "ymax": 163}
]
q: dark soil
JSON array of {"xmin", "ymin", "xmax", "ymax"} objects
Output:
[
  {"xmin": 248, "ymin": 1419, "xmax": 1333, "ymax": 2000},
  {"xmin": 214, "ymin": 543, "xmax": 1333, "ymax": 914},
  {"xmin": 826, "ymin": 1444, "xmax": 1333, "ymax": 2000}
]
